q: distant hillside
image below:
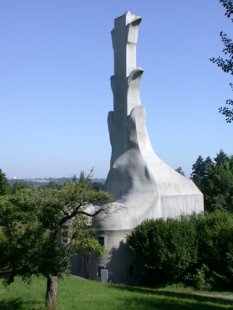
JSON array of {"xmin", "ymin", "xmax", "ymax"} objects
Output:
[{"xmin": 8, "ymin": 178, "xmax": 106, "ymax": 187}]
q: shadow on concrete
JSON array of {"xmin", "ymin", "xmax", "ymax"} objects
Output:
[
  {"xmin": 106, "ymin": 240, "xmax": 129, "ymax": 283},
  {"xmin": 106, "ymin": 239, "xmax": 143, "ymax": 285}
]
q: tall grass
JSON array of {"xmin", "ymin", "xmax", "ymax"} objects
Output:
[{"xmin": 0, "ymin": 276, "xmax": 232, "ymax": 309}]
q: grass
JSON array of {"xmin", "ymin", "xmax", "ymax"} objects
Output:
[{"xmin": 0, "ymin": 276, "xmax": 232, "ymax": 309}]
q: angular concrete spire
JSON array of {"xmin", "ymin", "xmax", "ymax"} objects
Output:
[
  {"xmin": 92, "ymin": 12, "xmax": 203, "ymax": 283},
  {"xmin": 103, "ymin": 12, "xmax": 203, "ymax": 221},
  {"xmin": 107, "ymin": 12, "xmax": 144, "ymax": 170},
  {"xmin": 111, "ymin": 12, "xmax": 142, "ymax": 76}
]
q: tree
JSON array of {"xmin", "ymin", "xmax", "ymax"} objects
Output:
[
  {"xmin": 210, "ymin": 0, "xmax": 233, "ymax": 123},
  {"xmin": 214, "ymin": 149, "xmax": 229, "ymax": 165},
  {"xmin": 196, "ymin": 211, "xmax": 233, "ymax": 290},
  {"xmin": 127, "ymin": 217, "xmax": 198, "ymax": 286},
  {"xmin": 127, "ymin": 211, "xmax": 233, "ymax": 290},
  {"xmin": 205, "ymin": 154, "xmax": 233, "ymax": 212},
  {"xmin": 191, "ymin": 156, "xmax": 213, "ymax": 192},
  {"xmin": 11, "ymin": 180, "xmax": 31, "ymax": 193},
  {"xmin": 191, "ymin": 151, "xmax": 233, "ymax": 212},
  {"xmin": 0, "ymin": 174, "xmax": 112, "ymax": 309},
  {"xmin": 175, "ymin": 167, "xmax": 185, "ymax": 176},
  {"xmin": 46, "ymin": 180, "xmax": 59, "ymax": 189},
  {"xmin": 92, "ymin": 181, "xmax": 105, "ymax": 191},
  {"xmin": 0, "ymin": 169, "xmax": 10, "ymax": 196}
]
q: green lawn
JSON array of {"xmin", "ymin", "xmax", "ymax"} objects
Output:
[{"xmin": 0, "ymin": 276, "xmax": 232, "ymax": 309}]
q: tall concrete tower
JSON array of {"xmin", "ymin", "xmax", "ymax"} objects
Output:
[{"xmin": 92, "ymin": 12, "xmax": 203, "ymax": 283}]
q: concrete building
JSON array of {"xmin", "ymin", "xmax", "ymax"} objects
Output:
[{"xmin": 73, "ymin": 12, "xmax": 204, "ymax": 284}]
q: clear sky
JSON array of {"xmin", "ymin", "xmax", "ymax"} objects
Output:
[{"xmin": 1, "ymin": 0, "xmax": 233, "ymax": 179}]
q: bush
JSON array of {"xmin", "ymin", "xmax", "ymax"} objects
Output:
[
  {"xmin": 196, "ymin": 211, "xmax": 233, "ymax": 290},
  {"xmin": 127, "ymin": 211, "xmax": 233, "ymax": 290},
  {"xmin": 191, "ymin": 151, "xmax": 233, "ymax": 213},
  {"xmin": 127, "ymin": 217, "xmax": 198, "ymax": 286}
]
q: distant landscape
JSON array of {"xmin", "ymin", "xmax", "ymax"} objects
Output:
[{"xmin": 7, "ymin": 177, "xmax": 106, "ymax": 187}]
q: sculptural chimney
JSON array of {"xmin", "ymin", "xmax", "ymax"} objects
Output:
[
  {"xmin": 92, "ymin": 12, "xmax": 204, "ymax": 283},
  {"xmin": 108, "ymin": 12, "xmax": 144, "ymax": 166}
]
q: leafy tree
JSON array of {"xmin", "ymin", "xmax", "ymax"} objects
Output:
[
  {"xmin": 0, "ymin": 191, "xmax": 50, "ymax": 284},
  {"xmin": 175, "ymin": 167, "xmax": 185, "ymax": 176},
  {"xmin": 205, "ymin": 155, "xmax": 233, "ymax": 212},
  {"xmin": 92, "ymin": 181, "xmax": 104, "ymax": 191},
  {"xmin": 214, "ymin": 149, "xmax": 230, "ymax": 165},
  {"xmin": 191, "ymin": 156, "xmax": 213, "ymax": 192},
  {"xmin": 11, "ymin": 180, "xmax": 31, "ymax": 193},
  {"xmin": 191, "ymin": 151, "xmax": 233, "ymax": 212},
  {"xmin": 210, "ymin": 0, "xmax": 233, "ymax": 122},
  {"xmin": 0, "ymin": 174, "xmax": 112, "ymax": 309},
  {"xmin": 196, "ymin": 211, "xmax": 233, "ymax": 290},
  {"xmin": 46, "ymin": 180, "xmax": 59, "ymax": 189},
  {"xmin": 0, "ymin": 169, "xmax": 10, "ymax": 196},
  {"xmin": 127, "ymin": 217, "xmax": 198, "ymax": 286},
  {"xmin": 127, "ymin": 211, "xmax": 233, "ymax": 290}
]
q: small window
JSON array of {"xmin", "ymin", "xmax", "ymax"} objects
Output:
[
  {"xmin": 98, "ymin": 236, "xmax": 104, "ymax": 246},
  {"xmin": 129, "ymin": 265, "xmax": 134, "ymax": 276}
]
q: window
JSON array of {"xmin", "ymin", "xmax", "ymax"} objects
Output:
[
  {"xmin": 129, "ymin": 265, "xmax": 134, "ymax": 276},
  {"xmin": 98, "ymin": 236, "xmax": 104, "ymax": 246}
]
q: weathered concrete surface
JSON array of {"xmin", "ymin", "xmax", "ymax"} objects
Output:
[
  {"xmin": 94, "ymin": 12, "xmax": 203, "ymax": 230},
  {"xmin": 91, "ymin": 12, "xmax": 203, "ymax": 283}
]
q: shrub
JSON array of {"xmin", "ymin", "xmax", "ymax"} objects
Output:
[
  {"xmin": 127, "ymin": 211, "xmax": 233, "ymax": 290},
  {"xmin": 127, "ymin": 217, "xmax": 198, "ymax": 286},
  {"xmin": 196, "ymin": 211, "xmax": 233, "ymax": 290}
]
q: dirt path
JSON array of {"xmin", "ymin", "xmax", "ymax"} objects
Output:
[{"xmin": 195, "ymin": 292, "xmax": 233, "ymax": 301}]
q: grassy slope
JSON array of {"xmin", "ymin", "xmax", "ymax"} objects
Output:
[{"xmin": 0, "ymin": 276, "xmax": 232, "ymax": 310}]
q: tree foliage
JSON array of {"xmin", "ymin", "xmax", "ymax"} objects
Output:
[
  {"xmin": 127, "ymin": 211, "xmax": 233, "ymax": 290},
  {"xmin": 191, "ymin": 150, "xmax": 233, "ymax": 212},
  {"xmin": 191, "ymin": 156, "xmax": 213, "ymax": 193},
  {"xmin": 210, "ymin": 0, "xmax": 233, "ymax": 122},
  {"xmin": 175, "ymin": 167, "xmax": 185, "ymax": 176},
  {"xmin": 0, "ymin": 174, "xmax": 112, "ymax": 309},
  {"xmin": 0, "ymin": 169, "xmax": 10, "ymax": 196},
  {"xmin": 127, "ymin": 217, "xmax": 198, "ymax": 286},
  {"xmin": 196, "ymin": 211, "xmax": 233, "ymax": 290},
  {"xmin": 11, "ymin": 180, "xmax": 31, "ymax": 193}
]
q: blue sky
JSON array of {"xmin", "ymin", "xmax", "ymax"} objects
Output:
[{"xmin": 1, "ymin": 0, "xmax": 233, "ymax": 179}]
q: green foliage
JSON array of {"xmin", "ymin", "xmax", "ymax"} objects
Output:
[
  {"xmin": 0, "ymin": 169, "xmax": 10, "ymax": 196},
  {"xmin": 46, "ymin": 180, "xmax": 59, "ymax": 189},
  {"xmin": 189, "ymin": 265, "xmax": 210, "ymax": 291},
  {"xmin": 92, "ymin": 181, "xmax": 105, "ymax": 191},
  {"xmin": 196, "ymin": 211, "xmax": 233, "ymax": 290},
  {"xmin": 127, "ymin": 211, "xmax": 233, "ymax": 290},
  {"xmin": 0, "ymin": 173, "xmax": 112, "ymax": 284},
  {"xmin": 127, "ymin": 217, "xmax": 198, "ymax": 286},
  {"xmin": 175, "ymin": 167, "xmax": 185, "ymax": 176},
  {"xmin": 191, "ymin": 156, "xmax": 213, "ymax": 193},
  {"xmin": 220, "ymin": 0, "xmax": 233, "ymax": 18},
  {"xmin": 11, "ymin": 180, "xmax": 31, "ymax": 193},
  {"xmin": 210, "ymin": 0, "xmax": 233, "ymax": 122},
  {"xmin": 191, "ymin": 150, "xmax": 233, "ymax": 213},
  {"xmin": 0, "ymin": 191, "xmax": 50, "ymax": 283}
]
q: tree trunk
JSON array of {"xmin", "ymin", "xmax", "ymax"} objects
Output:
[{"xmin": 45, "ymin": 275, "xmax": 58, "ymax": 310}]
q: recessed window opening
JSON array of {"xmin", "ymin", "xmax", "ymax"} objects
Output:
[
  {"xmin": 129, "ymin": 265, "xmax": 135, "ymax": 276},
  {"xmin": 98, "ymin": 236, "xmax": 104, "ymax": 246}
]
